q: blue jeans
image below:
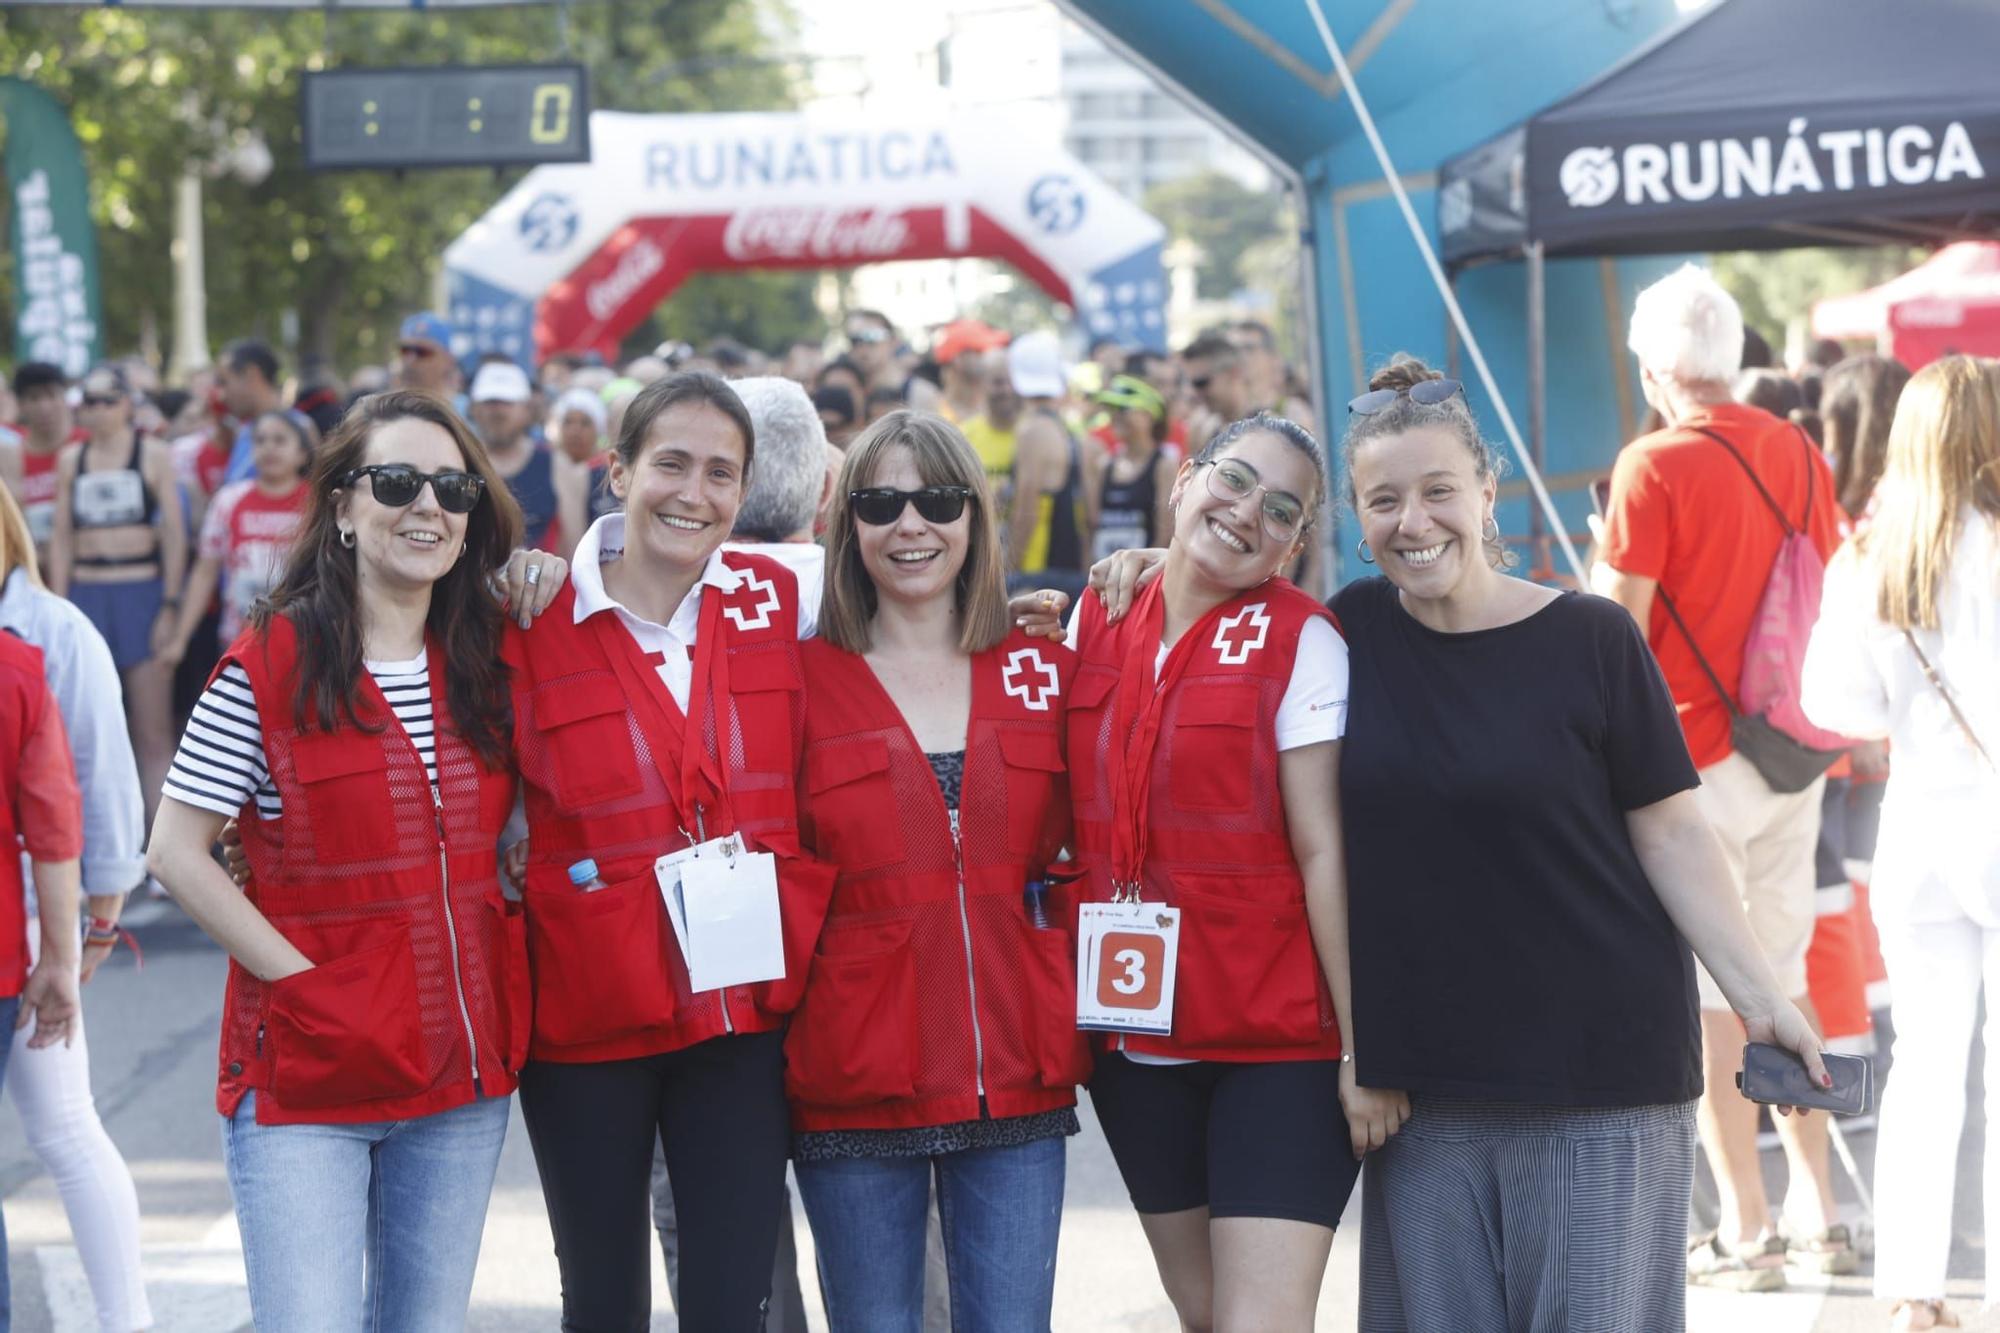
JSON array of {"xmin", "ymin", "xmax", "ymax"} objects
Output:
[
  {"xmin": 0, "ymin": 994, "xmax": 17, "ymax": 1333},
  {"xmin": 797, "ymin": 1137, "xmax": 1065, "ymax": 1333},
  {"xmin": 222, "ymin": 1091, "xmax": 509, "ymax": 1333}
]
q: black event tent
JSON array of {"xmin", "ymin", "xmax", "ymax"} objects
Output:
[{"xmin": 1438, "ymin": 0, "xmax": 2000, "ymax": 266}]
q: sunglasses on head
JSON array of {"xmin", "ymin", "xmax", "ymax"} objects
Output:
[
  {"xmin": 398, "ymin": 343, "xmax": 439, "ymax": 360},
  {"xmin": 849, "ymin": 486, "xmax": 972, "ymax": 527},
  {"xmin": 342, "ymin": 464, "xmax": 485, "ymax": 514},
  {"xmin": 1347, "ymin": 378, "xmax": 1464, "ymax": 415}
]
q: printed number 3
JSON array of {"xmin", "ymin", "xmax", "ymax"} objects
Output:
[{"xmin": 1111, "ymin": 947, "xmax": 1147, "ymax": 996}]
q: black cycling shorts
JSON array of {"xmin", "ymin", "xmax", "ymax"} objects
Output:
[{"xmin": 1087, "ymin": 1049, "xmax": 1360, "ymax": 1229}]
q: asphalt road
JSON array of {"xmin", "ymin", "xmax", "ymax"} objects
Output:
[{"xmin": 1, "ymin": 899, "xmax": 1990, "ymax": 1331}]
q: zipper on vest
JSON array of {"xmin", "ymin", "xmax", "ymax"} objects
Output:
[
  {"xmin": 949, "ymin": 809, "xmax": 986, "ymax": 1101},
  {"xmin": 432, "ymin": 784, "xmax": 481, "ymax": 1086}
]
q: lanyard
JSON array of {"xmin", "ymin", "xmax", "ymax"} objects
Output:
[
  {"xmin": 1103, "ymin": 579, "xmax": 1239, "ymax": 900},
  {"xmin": 591, "ymin": 585, "xmax": 735, "ymax": 841}
]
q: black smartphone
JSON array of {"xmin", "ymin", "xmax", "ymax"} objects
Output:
[
  {"xmin": 1589, "ymin": 476, "xmax": 1612, "ymax": 517},
  {"xmin": 1735, "ymin": 1042, "xmax": 1871, "ymax": 1116}
]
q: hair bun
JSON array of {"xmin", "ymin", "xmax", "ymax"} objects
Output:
[{"xmin": 1368, "ymin": 353, "xmax": 1443, "ymax": 395}]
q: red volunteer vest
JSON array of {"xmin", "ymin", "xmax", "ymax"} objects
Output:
[
  {"xmin": 788, "ymin": 631, "xmax": 1089, "ymax": 1132},
  {"xmin": 504, "ymin": 551, "xmax": 835, "ymax": 1064},
  {"xmin": 0, "ymin": 635, "xmax": 47, "ymax": 998},
  {"xmin": 1068, "ymin": 578, "xmax": 1342, "ymax": 1063},
  {"xmin": 217, "ymin": 617, "xmax": 525, "ymax": 1126}
]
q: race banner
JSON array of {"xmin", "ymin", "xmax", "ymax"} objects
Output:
[{"xmin": 1, "ymin": 78, "xmax": 104, "ymax": 377}]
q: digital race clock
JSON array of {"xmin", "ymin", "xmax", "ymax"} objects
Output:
[{"xmin": 302, "ymin": 64, "xmax": 590, "ymax": 171}]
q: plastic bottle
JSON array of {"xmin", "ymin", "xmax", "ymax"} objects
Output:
[
  {"xmin": 1023, "ymin": 878, "xmax": 1050, "ymax": 929},
  {"xmin": 569, "ymin": 858, "xmax": 608, "ymax": 893}
]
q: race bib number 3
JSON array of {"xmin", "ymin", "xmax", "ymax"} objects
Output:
[{"xmin": 1076, "ymin": 902, "xmax": 1180, "ymax": 1035}]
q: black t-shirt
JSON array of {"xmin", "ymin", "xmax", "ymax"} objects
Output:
[{"xmin": 1332, "ymin": 578, "xmax": 1702, "ymax": 1107}]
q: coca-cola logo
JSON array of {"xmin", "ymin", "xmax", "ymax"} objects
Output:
[
  {"xmin": 722, "ymin": 208, "xmax": 912, "ymax": 262},
  {"xmin": 586, "ymin": 240, "xmax": 665, "ymax": 322}
]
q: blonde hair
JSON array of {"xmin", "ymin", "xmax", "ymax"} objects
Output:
[
  {"xmin": 0, "ymin": 484, "xmax": 42, "ymax": 588},
  {"xmin": 820, "ymin": 410, "xmax": 1009, "ymax": 655},
  {"xmin": 1859, "ymin": 355, "xmax": 2000, "ymax": 629}
]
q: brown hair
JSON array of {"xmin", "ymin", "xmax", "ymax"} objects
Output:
[
  {"xmin": 614, "ymin": 370, "xmax": 755, "ymax": 474},
  {"xmin": 1343, "ymin": 353, "xmax": 1514, "ymax": 569},
  {"xmin": 256, "ymin": 390, "xmax": 525, "ymax": 767},
  {"xmin": 820, "ymin": 410, "xmax": 1009, "ymax": 655},
  {"xmin": 1857, "ymin": 355, "xmax": 2000, "ymax": 630},
  {"xmin": 1821, "ymin": 354, "xmax": 1913, "ymax": 517}
]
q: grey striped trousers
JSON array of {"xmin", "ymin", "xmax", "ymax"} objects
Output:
[{"xmin": 1359, "ymin": 1097, "xmax": 1697, "ymax": 1333}]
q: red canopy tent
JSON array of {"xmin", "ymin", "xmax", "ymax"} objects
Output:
[{"xmin": 1813, "ymin": 242, "xmax": 2000, "ymax": 369}]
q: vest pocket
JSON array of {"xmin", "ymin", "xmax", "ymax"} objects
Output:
[
  {"xmin": 1016, "ymin": 913, "xmax": 1091, "ymax": 1088},
  {"xmin": 802, "ymin": 736, "xmax": 903, "ymax": 871},
  {"xmin": 532, "ymin": 680, "xmax": 643, "ymax": 812},
  {"xmin": 289, "ymin": 735, "xmax": 394, "ymax": 865},
  {"xmin": 1169, "ymin": 874, "xmax": 1324, "ymax": 1049},
  {"xmin": 496, "ymin": 898, "xmax": 533, "ymax": 1072},
  {"xmin": 1167, "ymin": 685, "xmax": 1261, "ymax": 813},
  {"xmin": 524, "ymin": 868, "xmax": 676, "ymax": 1048},
  {"xmin": 265, "ymin": 935, "xmax": 429, "ymax": 1108},
  {"xmin": 996, "ymin": 728, "xmax": 1067, "ymax": 855},
  {"xmin": 784, "ymin": 919, "xmax": 919, "ymax": 1108},
  {"xmin": 727, "ymin": 648, "xmax": 801, "ymax": 777}
]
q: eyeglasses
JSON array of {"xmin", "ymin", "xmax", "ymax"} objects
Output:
[
  {"xmin": 398, "ymin": 343, "xmax": 439, "ymax": 361},
  {"xmin": 849, "ymin": 486, "xmax": 972, "ymax": 527},
  {"xmin": 342, "ymin": 464, "xmax": 486, "ymax": 514},
  {"xmin": 1347, "ymin": 379, "xmax": 1464, "ymax": 415},
  {"xmin": 1204, "ymin": 457, "xmax": 1306, "ymax": 540},
  {"xmin": 79, "ymin": 395, "xmax": 122, "ymax": 409}
]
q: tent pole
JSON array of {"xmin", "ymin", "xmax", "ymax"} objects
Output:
[
  {"xmin": 1301, "ymin": 0, "xmax": 1586, "ymax": 584},
  {"xmin": 1527, "ymin": 241, "xmax": 1549, "ymax": 579}
]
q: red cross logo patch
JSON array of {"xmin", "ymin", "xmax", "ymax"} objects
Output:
[
  {"xmin": 1212, "ymin": 603, "xmax": 1270, "ymax": 666},
  {"xmin": 1001, "ymin": 647, "xmax": 1060, "ymax": 711},
  {"xmin": 722, "ymin": 570, "xmax": 781, "ymax": 633}
]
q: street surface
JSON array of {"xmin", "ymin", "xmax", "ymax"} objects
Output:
[{"xmin": 2, "ymin": 900, "xmax": 1990, "ymax": 1331}]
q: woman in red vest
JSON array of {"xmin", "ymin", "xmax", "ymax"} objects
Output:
[
  {"xmin": 1063, "ymin": 413, "xmax": 1395, "ymax": 1331},
  {"xmin": 148, "ymin": 391, "xmax": 535, "ymax": 1330},
  {"xmin": 787, "ymin": 411, "xmax": 1086, "ymax": 1330},
  {"xmin": 504, "ymin": 371, "xmax": 833, "ymax": 1332}
]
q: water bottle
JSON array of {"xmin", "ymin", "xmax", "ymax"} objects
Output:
[
  {"xmin": 569, "ymin": 858, "xmax": 608, "ymax": 894},
  {"xmin": 1023, "ymin": 878, "xmax": 1050, "ymax": 929}
]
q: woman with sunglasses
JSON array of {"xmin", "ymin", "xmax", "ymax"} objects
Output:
[
  {"xmin": 147, "ymin": 391, "xmax": 541, "ymax": 1330},
  {"xmin": 787, "ymin": 412, "xmax": 1087, "ymax": 1331},
  {"xmin": 503, "ymin": 372, "xmax": 832, "ymax": 1331},
  {"xmin": 1040, "ymin": 412, "xmax": 1370, "ymax": 1331},
  {"xmin": 49, "ymin": 365, "xmax": 187, "ymax": 829}
]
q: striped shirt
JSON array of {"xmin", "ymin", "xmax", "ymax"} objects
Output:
[{"xmin": 163, "ymin": 653, "xmax": 435, "ymax": 820}]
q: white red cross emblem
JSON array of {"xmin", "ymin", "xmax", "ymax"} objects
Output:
[
  {"xmin": 722, "ymin": 570, "xmax": 780, "ymax": 632},
  {"xmin": 1001, "ymin": 647, "xmax": 1060, "ymax": 711},
  {"xmin": 1212, "ymin": 602, "xmax": 1270, "ymax": 666}
]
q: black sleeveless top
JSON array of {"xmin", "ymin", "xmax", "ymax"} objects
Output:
[{"xmin": 1091, "ymin": 453, "xmax": 1159, "ymax": 564}]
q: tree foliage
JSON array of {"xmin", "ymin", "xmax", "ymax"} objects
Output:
[
  {"xmin": 1144, "ymin": 169, "xmax": 1292, "ymax": 303},
  {"xmin": 1711, "ymin": 245, "xmax": 1925, "ymax": 354},
  {"xmin": 0, "ymin": 0, "xmax": 807, "ymax": 373}
]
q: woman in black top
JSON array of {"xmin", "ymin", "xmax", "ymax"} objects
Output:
[
  {"xmin": 1085, "ymin": 374, "xmax": 1175, "ymax": 565},
  {"xmin": 1335, "ymin": 356, "xmax": 1826, "ymax": 1332}
]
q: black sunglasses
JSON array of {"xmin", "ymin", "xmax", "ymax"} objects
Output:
[
  {"xmin": 849, "ymin": 486, "xmax": 972, "ymax": 527},
  {"xmin": 342, "ymin": 464, "xmax": 485, "ymax": 514},
  {"xmin": 398, "ymin": 343, "xmax": 439, "ymax": 360},
  {"xmin": 846, "ymin": 327, "xmax": 891, "ymax": 346},
  {"xmin": 79, "ymin": 395, "xmax": 123, "ymax": 409},
  {"xmin": 1347, "ymin": 379, "xmax": 1464, "ymax": 415},
  {"xmin": 1188, "ymin": 375, "xmax": 1213, "ymax": 392}
]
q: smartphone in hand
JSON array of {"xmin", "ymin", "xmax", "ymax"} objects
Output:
[{"xmin": 1736, "ymin": 1042, "xmax": 1872, "ymax": 1116}]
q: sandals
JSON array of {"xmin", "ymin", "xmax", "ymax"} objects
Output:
[
  {"xmin": 1786, "ymin": 1222, "xmax": 1860, "ymax": 1275},
  {"xmin": 1686, "ymin": 1231, "xmax": 1787, "ymax": 1292},
  {"xmin": 1890, "ymin": 1299, "xmax": 1960, "ymax": 1331}
]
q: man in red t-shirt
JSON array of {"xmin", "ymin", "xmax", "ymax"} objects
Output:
[{"xmin": 1595, "ymin": 265, "xmax": 1846, "ymax": 1288}]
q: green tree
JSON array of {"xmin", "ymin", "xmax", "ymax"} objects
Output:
[
  {"xmin": 1144, "ymin": 169, "xmax": 1292, "ymax": 302},
  {"xmin": 0, "ymin": 0, "xmax": 801, "ymax": 372},
  {"xmin": 630, "ymin": 269, "xmax": 825, "ymax": 362},
  {"xmin": 1711, "ymin": 245, "xmax": 1924, "ymax": 354}
]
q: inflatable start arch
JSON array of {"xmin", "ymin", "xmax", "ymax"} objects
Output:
[{"xmin": 444, "ymin": 110, "xmax": 1170, "ymax": 364}]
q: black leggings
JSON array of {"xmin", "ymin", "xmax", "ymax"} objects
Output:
[{"xmin": 518, "ymin": 1029, "xmax": 791, "ymax": 1332}]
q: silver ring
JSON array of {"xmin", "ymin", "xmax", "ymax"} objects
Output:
[{"xmin": 524, "ymin": 562, "xmax": 543, "ymax": 586}]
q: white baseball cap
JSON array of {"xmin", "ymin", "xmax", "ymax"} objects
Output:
[
  {"xmin": 1007, "ymin": 330, "xmax": 1066, "ymax": 399},
  {"xmin": 469, "ymin": 361, "xmax": 532, "ymax": 404}
]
